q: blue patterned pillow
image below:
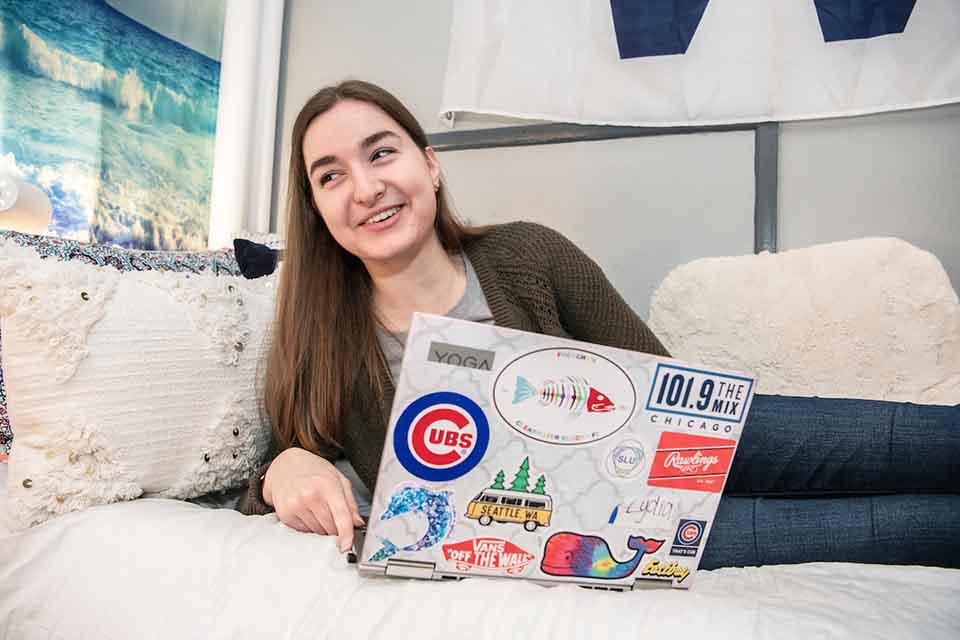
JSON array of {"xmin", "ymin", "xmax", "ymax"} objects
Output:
[{"xmin": 0, "ymin": 230, "xmax": 241, "ymax": 461}]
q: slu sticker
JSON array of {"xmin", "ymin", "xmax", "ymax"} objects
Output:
[
  {"xmin": 466, "ymin": 457, "xmax": 553, "ymax": 532},
  {"xmin": 605, "ymin": 439, "xmax": 646, "ymax": 479},
  {"xmin": 646, "ymin": 432, "xmax": 736, "ymax": 493},
  {"xmin": 671, "ymin": 519, "xmax": 706, "ymax": 557},
  {"xmin": 393, "ymin": 391, "xmax": 489, "ymax": 482},
  {"xmin": 442, "ymin": 537, "xmax": 535, "ymax": 575}
]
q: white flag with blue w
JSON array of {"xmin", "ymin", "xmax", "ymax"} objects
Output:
[{"xmin": 440, "ymin": 0, "xmax": 960, "ymax": 126}]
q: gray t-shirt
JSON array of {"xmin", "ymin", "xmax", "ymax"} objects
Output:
[{"xmin": 375, "ymin": 253, "xmax": 494, "ymax": 382}]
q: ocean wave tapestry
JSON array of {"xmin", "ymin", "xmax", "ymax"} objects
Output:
[
  {"xmin": 440, "ymin": 0, "xmax": 960, "ymax": 128},
  {"xmin": 0, "ymin": 0, "xmax": 226, "ymax": 250}
]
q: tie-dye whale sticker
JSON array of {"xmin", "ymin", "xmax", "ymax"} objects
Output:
[
  {"xmin": 540, "ymin": 531, "xmax": 664, "ymax": 580},
  {"xmin": 368, "ymin": 485, "xmax": 456, "ymax": 562},
  {"xmin": 493, "ymin": 348, "xmax": 637, "ymax": 445}
]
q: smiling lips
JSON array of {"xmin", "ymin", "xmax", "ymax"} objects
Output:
[{"xmin": 361, "ymin": 204, "xmax": 403, "ymax": 226}]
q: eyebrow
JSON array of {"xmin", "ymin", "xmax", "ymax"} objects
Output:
[{"xmin": 307, "ymin": 130, "xmax": 401, "ymax": 178}]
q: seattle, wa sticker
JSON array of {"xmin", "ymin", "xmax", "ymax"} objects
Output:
[
  {"xmin": 465, "ymin": 456, "xmax": 553, "ymax": 532},
  {"xmin": 392, "ymin": 391, "xmax": 489, "ymax": 482},
  {"xmin": 493, "ymin": 348, "xmax": 636, "ymax": 445},
  {"xmin": 646, "ymin": 432, "xmax": 736, "ymax": 493},
  {"xmin": 442, "ymin": 537, "xmax": 535, "ymax": 575},
  {"xmin": 368, "ymin": 485, "xmax": 456, "ymax": 562}
]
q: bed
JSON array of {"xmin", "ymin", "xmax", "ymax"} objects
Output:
[
  {"xmin": 1, "ymin": 231, "xmax": 958, "ymax": 639},
  {"xmin": 2, "ymin": 463, "xmax": 958, "ymax": 640}
]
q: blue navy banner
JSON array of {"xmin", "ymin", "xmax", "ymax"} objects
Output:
[{"xmin": 441, "ymin": 0, "xmax": 958, "ymax": 126}]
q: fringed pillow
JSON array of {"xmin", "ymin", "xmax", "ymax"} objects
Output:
[{"xmin": 0, "ymin": 232, "xmax": 274, "ymax": 528}]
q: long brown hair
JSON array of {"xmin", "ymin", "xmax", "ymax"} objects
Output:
[{"xmin": 266, "ymin": 80, "xmax": 485, "ymax": 455}]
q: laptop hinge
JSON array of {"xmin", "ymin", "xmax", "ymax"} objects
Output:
[{"xmin": 384, "ymin": 559, "xmax": 436, "ymax": 579}]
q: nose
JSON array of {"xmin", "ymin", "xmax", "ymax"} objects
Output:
[{"xmin": 352, "ymin": 167, "xmax": 384, "ymax": 206}]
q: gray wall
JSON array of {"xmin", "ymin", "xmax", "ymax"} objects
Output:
[{"xmin": 273, "ymin": 0, "xmax": 960, "ymax": 314}]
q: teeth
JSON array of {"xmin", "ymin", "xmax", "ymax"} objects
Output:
[{"xmin": 366, "ymin": 206, "xmax": 400, "ymax": 224}]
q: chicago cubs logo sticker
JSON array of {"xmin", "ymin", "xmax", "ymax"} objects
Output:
[
  {"xmin": 393, "ymin": 391, "xmax": 490, "ymax": 482},
  {"xmin": 670, "ymin": 519, "xmax": 707, "ymax": 557}
]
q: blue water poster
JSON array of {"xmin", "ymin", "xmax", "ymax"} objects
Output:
[{"xmin": 0, "ymin": 0, "xmax": 226, "ymax": 250}]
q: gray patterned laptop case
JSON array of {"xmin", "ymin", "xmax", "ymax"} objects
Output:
[{"xmin": 358, "ymin": 313, "xmax": 756, "ymax": 590}]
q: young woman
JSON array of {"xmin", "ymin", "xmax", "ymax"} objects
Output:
[{"xmin": 238, "ymin": 80, "xmax": 669, "ymax": 552}]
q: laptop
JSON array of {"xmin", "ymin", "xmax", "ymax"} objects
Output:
[{"xmin": 353, "ymin": 313, "xmax": 756, "ymax": 591}]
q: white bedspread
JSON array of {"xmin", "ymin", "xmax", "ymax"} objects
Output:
[{"xmin": 1, "ymin": 467, "xmax": 958, "ymax": 640}]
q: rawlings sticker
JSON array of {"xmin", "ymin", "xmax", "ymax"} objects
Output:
[
  {"xmin": 466, "ymin": 457, "xmax": 553, "ymax": 531},
  {"xmin": 493, "ymin": 348, "xmax": 636, "ymax": 445},
  {"xmin": 641, "ymin": 559, "xmax": 691, "ymax": 583},
  {"xmin": 670, "ymin": 519, "xmax": 706, "ymax": 557},
  {"xmin": 540, "ymin": 532, "xmax": 664, "ymax": 580},
  {"xmin": 368, "ymin": 485, "xmax": 456, "ymax": 561},
  {"xmin": 646, "ymin": 432, "xmax": 736, "ymax": 493},
  {"xmin": 392, "ymin": 391, "xmax": 489, "ymax": 482},
  {"xmin": 442, "ymin": 537, "xmax": 535, "ymax": 575}
]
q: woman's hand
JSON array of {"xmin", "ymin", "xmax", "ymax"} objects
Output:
[{"xmin": 263, "ymin": 447, "xmax": 365, "ymax": 552}]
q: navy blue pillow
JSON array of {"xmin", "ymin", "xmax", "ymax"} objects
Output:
[{"xmin": 232, "ymin": 238, "xmax": 280, "ymax": 279}]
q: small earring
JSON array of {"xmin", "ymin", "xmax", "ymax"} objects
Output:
[{"xmin": 433, "ymin": 181, "xmax": 440, "ymax": 192}]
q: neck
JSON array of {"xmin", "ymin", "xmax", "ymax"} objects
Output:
[{"xmin": 366, "ymin": 235, "xmax": 465, "ymax": 333}]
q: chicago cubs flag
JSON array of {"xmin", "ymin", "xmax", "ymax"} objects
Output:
[{"xmin": 440, "ymin": 0, "xmax": 960, "ymax": 126}]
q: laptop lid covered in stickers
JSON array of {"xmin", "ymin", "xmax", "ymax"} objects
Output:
[{"xmin": 357, "ymin": 313, "xmax": 756, "ymax": 590}]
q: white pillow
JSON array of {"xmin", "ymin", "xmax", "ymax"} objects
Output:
[
  {"xmin": 648, "ymin": 237, "xmax": 960, "ymax": 404},
  {"xmin": 0, "ymin": 241, "xmax": 275, "ymax": 529}
]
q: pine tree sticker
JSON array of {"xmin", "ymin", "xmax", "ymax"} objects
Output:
[
  {"xmin": 491, "ymin": 470, "xmax": 506, "ymax": 490},
  {"xmin": 532, "ymin": 474, "xmax": 546, "ymax": 495},
  {"xmin": 509, "ymin": 457, "xmax": 531, "ymax": 492}
]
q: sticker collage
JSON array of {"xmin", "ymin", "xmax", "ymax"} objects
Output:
[{"xmin": 363, "ymin": 316, "xmax": 755, "ymax": 589}]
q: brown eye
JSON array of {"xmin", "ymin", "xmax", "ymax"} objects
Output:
[{"xmin": 371, "ymin": 148, "xmax": 395, "ymax": 162}]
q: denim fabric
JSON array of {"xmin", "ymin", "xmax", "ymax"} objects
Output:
[
  {"xmin": 726, "ymin": 395, "xmax": 960, "ymax": 496},
  {"xmin": 701, "ymin": 494, "xmax": 960, "ymax": 570}
]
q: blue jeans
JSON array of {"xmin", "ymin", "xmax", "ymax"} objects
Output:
[{"xmin": 703, "ymin": 395, "xmax": 960, "ymax": 569}]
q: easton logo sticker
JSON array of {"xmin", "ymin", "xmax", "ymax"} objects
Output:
[
  {"xmin": 442, "ymin": 537, "xmax": 535, "ymax": 575},
  {"xmin": 393, "ymin": 391, "xmax": 490, "ymax": 482},
  {"xmin": 646, "ymin": 432, "xmax": 736, "ymax": 493},
  {"xmin": 670, "ymin": 519, "xmax": 707, "ymax": 557}
]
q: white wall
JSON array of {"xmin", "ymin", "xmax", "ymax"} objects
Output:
[
  {"xmin": 779, "ymin": 105, "xmax": 960, "ymax": 291},
  {"xmin": 273, "ymin": 0, "xmax": 959, "ymax": 314}
]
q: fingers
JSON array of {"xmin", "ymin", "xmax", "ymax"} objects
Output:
[
  {"xmin": 338, "ymin": 473, "xmax": 365, "ymax": 527},
  {"xmin": 283, "ymin": 512, "xmax": 313, "ymax": 534},
  {"xmin": 326, "ymin": 488, "xmax": 357, "ymax": 553}
]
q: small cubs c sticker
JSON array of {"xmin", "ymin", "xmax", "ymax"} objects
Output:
[
  {"xmin": 393, "ymin": 391, "xmax": 490, "ymax": 482},
  {"xmin": 670, "ymin": 519, "xmax": 706, "ymax": 557}
]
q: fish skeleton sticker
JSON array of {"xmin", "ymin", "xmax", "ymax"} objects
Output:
[
  {"xmin": 493, "ymin": 348, "xmax": 637, "ymax": 445},
  {"xmin": 513, "ymin": 376, "xmax": 615, "ymax": 414},
  {"xmin": 369, "ymin": 486, "xmax": 456, "ymax": 562},
  {"xmin": 540, "ymin": 532, "xmax": 665, "ymax": 580}
]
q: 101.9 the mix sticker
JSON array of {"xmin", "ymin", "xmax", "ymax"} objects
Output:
[{"xmin": 645, "ymin": 364, "xmax": 753, "ymax": 423}]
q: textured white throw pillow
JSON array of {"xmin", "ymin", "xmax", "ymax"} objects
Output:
[
  {"xmin": 648, "ymin": 237, "xmax": 960, "ymax": 404},
  {"xmin": 0, "ymin": 241, "xmax": 275, "ymax": 529}
]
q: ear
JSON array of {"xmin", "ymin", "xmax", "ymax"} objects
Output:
[{"xmin": 424, "ymin": 146, "xmax": 441, "ymax": 188}]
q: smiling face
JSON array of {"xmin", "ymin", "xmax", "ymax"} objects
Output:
[{"xmin": 302, "ymin": 99, "xmax": 442, "ymax": 270}]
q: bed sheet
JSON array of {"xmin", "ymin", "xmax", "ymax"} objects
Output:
[{"xmin": 1, "ymin": 471, "xmax": 958, "ymax": 640}]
